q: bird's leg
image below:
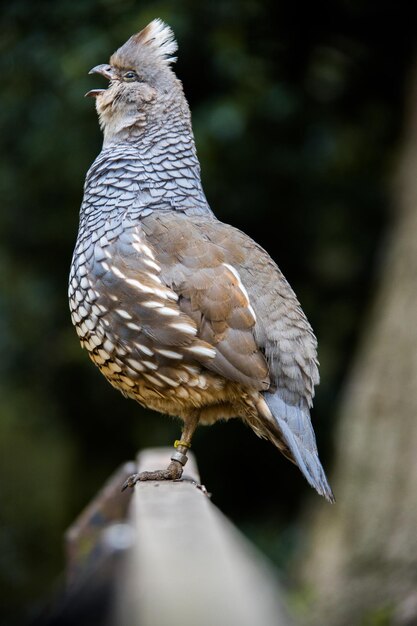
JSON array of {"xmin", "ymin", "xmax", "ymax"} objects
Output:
[{"xmin": 122, "ymin": 414, "xmax": 199, "ymax": 490}]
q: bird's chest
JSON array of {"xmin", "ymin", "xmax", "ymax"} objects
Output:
[
  {"xmin": 69, "ymin": 229, "xmax": 146, "ymax": 376},
  {"xmin": 69, "ymin": 258, "xmax": 158, "ymax": 403},
  {"xmin": 68, "ymin": 263, "xmax": 223, "ymax": 415},
  {"xmin": 68, "ymin": 223, "xmax": 219, "ymax": 412}
]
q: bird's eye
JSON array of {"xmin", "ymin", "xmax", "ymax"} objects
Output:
[{"xmin": 123, "ymin": 70, "xmax": 138, "ymax": 82}]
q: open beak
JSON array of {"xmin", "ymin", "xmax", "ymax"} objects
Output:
[{"xmin": 85, "ymin": 64, "xmax": 115, "ymax": 98}]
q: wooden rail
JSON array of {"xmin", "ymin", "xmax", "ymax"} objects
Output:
[{"xmin": 61, "ymin": 448, "xmax": 294, "ymax": 626}]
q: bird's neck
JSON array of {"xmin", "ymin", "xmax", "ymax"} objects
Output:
[{"xmin": 83, "ymin": 111, "xmax": 213, "ymax": 223}]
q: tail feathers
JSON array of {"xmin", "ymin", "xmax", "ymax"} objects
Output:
[{"xmin": 262, "ymin": 392, "xmax": 334, "ymax": 502}]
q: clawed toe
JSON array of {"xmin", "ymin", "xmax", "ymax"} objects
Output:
[
  {"xmin": 121, "ymin": 473, "xmax": 139, "ymax": 491},
  {"xmin": 121, "ymin": 460, "xmax": 184, "ymax": 491}
]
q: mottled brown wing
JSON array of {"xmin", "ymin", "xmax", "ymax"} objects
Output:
[
  {"xmin": 141, "ymin": 212, "xmax": 270, "ymax": 391},
  {"xmin": 142, "ymin": 210, "xmax": 318, "ymax": 409}
]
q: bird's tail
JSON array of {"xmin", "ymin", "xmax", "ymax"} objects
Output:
[{"xmin": 259, "ymin": 392, "xmax": 335, "ymax": 502}]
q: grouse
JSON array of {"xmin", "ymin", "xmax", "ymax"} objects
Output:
[{"xmin": 69, "ymin": 19, "xmax": 334, "ymax": 501}]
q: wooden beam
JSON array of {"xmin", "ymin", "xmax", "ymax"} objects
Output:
[
  {"xmin": 65, "ymin": 461, "xmax": 135, "ymax": 586},
  {"xmin": 114, "ymin": 448, "xmax": 293, "ymax": 626}
]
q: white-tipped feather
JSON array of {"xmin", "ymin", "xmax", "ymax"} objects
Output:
[
  {"xmin": 186, "ymin": 345, "xmax": 216, "ymax": 359},
  {"xmin": 137, "ymin": 19, "xmax": 178, "ymax": 64}
]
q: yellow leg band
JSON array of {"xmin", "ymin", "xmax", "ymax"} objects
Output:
[{"xmin": 174, "ymin": 439, "xmax": 191, "ymax": 449}]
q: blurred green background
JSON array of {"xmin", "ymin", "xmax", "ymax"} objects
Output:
[{"xmin": 1, "ymin": 0, "xmax": 417, "ymax": 624}]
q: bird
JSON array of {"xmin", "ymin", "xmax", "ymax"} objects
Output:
[{"xmin": 69, "ymin": 19, "xmax": 334, "ymax": 501}]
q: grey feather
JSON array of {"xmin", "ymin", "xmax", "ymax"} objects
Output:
[{"xmin": 264, "ymin": 392, "xmax": 334, "ymax": 502}]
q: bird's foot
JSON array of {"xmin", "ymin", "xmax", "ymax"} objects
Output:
[{"xmin": 121, "ymin": 460, "xmax": 183, "ymax": 491}]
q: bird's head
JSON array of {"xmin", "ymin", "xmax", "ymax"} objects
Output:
[{"xmin": 87, "ymin": 19, "xmax": 186, "ymax": 145}]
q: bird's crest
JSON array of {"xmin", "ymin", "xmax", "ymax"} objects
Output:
[
  {"xmin": 111, "ymin": 19, "xmax": 178, "ymax": 69},
  {"xmin": 135, "ymin": 19, "xmax": 178, "ymax": 63}
]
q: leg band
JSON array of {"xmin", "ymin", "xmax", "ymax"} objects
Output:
[
  {"xmin": 174, "ymin": 439, "xmax": 191, "ymax": 449},
  {"xmin": 171, "ymin": 451, "xmax": 188, "ymax": 466}
]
